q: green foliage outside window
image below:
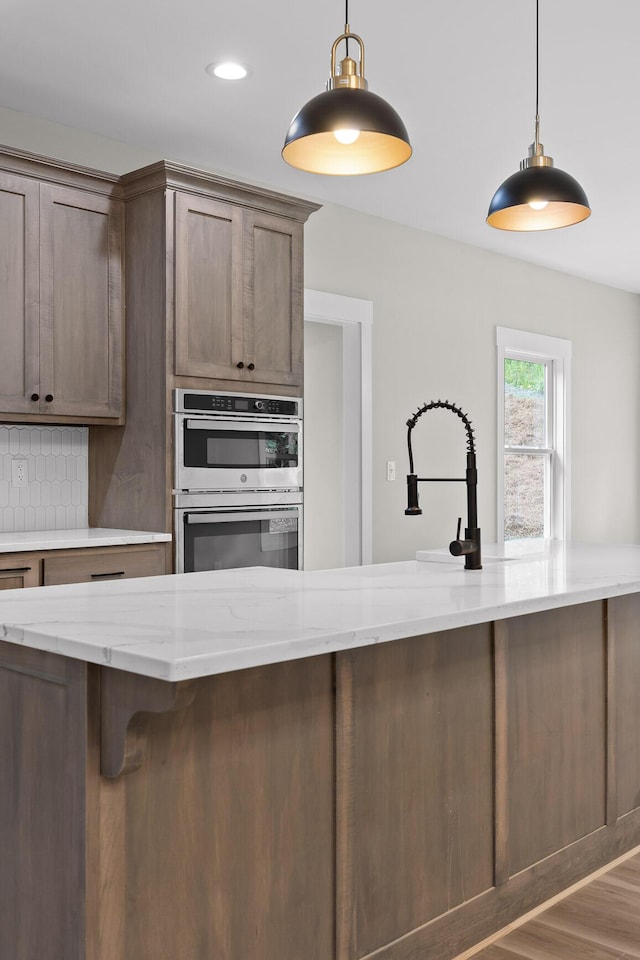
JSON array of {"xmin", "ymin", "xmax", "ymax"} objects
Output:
[{"xmin": 504, "ymin": 358, "xmax": 545, "ymax": 394}]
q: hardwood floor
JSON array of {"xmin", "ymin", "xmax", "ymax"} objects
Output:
[{"xmin": 463, "ymin": 851, "xmax": 640, "ymax": 960}]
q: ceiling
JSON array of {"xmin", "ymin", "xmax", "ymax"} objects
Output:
[{"xmin": 2, "ymin": 0, "xmax": 639, "ymax": 293}]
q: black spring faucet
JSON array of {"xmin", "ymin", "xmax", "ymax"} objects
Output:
[{"xmin": 405, "ymin": 399, "xmax": 482, "ymax": 570}]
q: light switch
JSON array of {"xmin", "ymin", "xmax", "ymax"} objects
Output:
[{"xmin": 386, "ymin": 460, "xmax": 396, "ymax": 482}]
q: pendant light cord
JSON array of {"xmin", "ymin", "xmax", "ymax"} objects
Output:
[
  {"xmin": 345, "ymin": 0, "xmax": 349, "ymax": 55},
  {"xmin": 535, "ymin": 0, "xmax": 539, "ymax": 118},
  {"xmin": 533, "ymin": 0, "xmax": 540, "ymax": 150}
]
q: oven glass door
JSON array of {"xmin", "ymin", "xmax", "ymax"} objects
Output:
[
  {"xmin": 177, "ymin": 418, "xmax": 302, "ymax": 490},
  {"xmin": 181, "ymin": 507, "xmax": 301, "ymax": 573}
]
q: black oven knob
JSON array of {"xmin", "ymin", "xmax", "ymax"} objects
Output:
[{"xmin": 253, "ymin": 400, "xmax": 264, "ymax": 411}]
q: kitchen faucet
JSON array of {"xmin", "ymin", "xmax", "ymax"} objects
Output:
[{"xmin": 405, "ymin": 399, "xmax": 482, "ymax": 570}]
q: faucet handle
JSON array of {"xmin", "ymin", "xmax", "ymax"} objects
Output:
[
  {"xmin": 450, "ymin": 517, "xmax": 478, "ymax": 559},
  {"xmin": 405, "ymin": 474, "xmax": 422, "ymax": 515}
]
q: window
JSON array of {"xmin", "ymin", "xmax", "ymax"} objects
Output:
[{"xmin": 497, "ymin": 327, "xmax": 571, "ymax": 541}]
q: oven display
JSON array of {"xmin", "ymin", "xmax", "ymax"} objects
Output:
[{"xmin": 181, "ymin": 392, "xmax": 299, "ymax": 416}]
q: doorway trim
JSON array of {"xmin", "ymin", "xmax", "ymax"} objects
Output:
[{"xmin": 304, "ymin": 289, "xmax": 373, "ymax": 566}]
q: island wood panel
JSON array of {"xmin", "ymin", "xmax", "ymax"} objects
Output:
[
  {"xmin": 0, "ymin": 641, "xmax": 86, "ymax": 960},
  {"xmin": 2, "ymin": 599, "xmax": 640, "ymax": 960},
  {"xmin": 609, "ymin": 593, "xmax": 640, "ymax": 817},
  {"xmin": 84, "ymin": 664, "xmax": 127, "ymax": 960},
  {"xmin": 338, "ymin": 624, "xmax": 495, "ymax": 959},
  {"xmin": 504, "ymin": 602, "xmax": 607, "ymax": 877},
  {"xmin": 99, "ymin": 655, "xmax": 335, "ymax": 960}
]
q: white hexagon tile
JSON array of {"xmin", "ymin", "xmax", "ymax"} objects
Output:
[{"xmin": 0, "ymin": 426, "xmax": 88, "ymax": 532}]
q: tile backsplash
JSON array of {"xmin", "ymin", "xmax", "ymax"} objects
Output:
[{"xmin": 0, "ymin": 425, "xmax": 88, "ymax": 533}]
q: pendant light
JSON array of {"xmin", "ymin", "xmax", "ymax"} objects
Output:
[
  {"xmin": 282, "ymin": 0, "xmax": 412, "ymax": 175},
  {"xmin": 487, "ymin": 0, "xmax": 590, "ymax": 231}
]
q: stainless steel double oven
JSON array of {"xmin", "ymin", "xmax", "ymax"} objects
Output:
[{"xmin": 173, "ymin": 389, "xmax": 303, "ymax": 573}]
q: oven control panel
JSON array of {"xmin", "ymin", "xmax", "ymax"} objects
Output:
[{"xmin": 178, "ymin": 390, "xmax": 300, "ymax": 418}]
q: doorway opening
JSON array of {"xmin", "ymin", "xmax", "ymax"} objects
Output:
[{"xmin": 303, "ymin": 289, "xmax": 372, "ymax": 569}]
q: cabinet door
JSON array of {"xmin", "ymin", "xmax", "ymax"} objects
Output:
[
  {"xmin": 242, "ymin": 211, "xmax": 303, "ymax": 388},
  {"xmin": 39, "ymin": 184, "xmax": 124, "ymax": 419},
  {"xmin": 174, "ymin": 192, "xmax": 244, "ymax": 380},
  {"xmin": 0, "ymin": 553, "xmax": 41, "ymax": 589},
  {"xmin": 0, "ymin": 173, "xmax": 40, "ymax": 415}
]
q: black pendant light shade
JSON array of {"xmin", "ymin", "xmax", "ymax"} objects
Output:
[
  {"xmin": 487, "ymin": 164, "xmax": 591, "ymax": 231},
  {"xmin": 282, "ymin": 9, "xmax": 411, "ymax": 176},
  {"xmin": 283, "ymin": 87, "xmax": 411, "ymax": 175},
  {"xmin": 487, "ymin": 0, "xmax": 590, "ymax": 231}
]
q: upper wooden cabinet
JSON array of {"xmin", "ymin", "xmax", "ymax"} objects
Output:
[
  {"xmin": 122, "ymin": 161, "xmax": 319, "ymax": 396},
  {"xmin": 174, "ymin": 194, "xmax": 303, "ymax": 387},
  {"xmin": 0, "ymin": 150, "xmax": 124, "ymax": 424}
]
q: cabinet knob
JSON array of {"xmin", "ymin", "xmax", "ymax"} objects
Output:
[
  {"xmin": 236, "ymin": 361, "xmax": 244, "ymax": 370},
  {"xmin": 44, "ymin": 394, "xmax": 54, "ymax": 403},
  {"xmin": 247, "ymin": 363, "xmax": 255, "ymax": 371},
  {"xmin": 30, "ymin": 393, "xmax": 39, "ymax": 402}
]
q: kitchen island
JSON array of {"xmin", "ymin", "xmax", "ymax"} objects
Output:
[{"xmin": 1, "ymin": 541, "xmax": 640, "ymax": 960}]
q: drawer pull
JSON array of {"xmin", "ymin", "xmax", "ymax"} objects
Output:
[
  {"xmin": 90, "ymin": 570, "xmax": 125, "ymax": 579},
  {"xmin": 44, "ymin": 394, "xmax": 54, "ymax": 403},
  {"xmin": 30, "ymin": 393, "xmax": 39, "ymax": 402},
  {"xmin": 0, "ymin": 566, "xmax": 32, "ymax": 574}
]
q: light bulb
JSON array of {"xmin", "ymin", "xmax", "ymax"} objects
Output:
[
  {"xmin": 333, "ymin": 128, "xmax": 360, "ymax": 145},
  {"xmin": 528, "ymin": 199, "xmax": 549, "ymax": 211}
]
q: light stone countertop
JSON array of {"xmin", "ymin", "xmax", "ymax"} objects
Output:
[
  {"xmin": 0, "ymin": 540, "xmax": 639, "ymax": 681},
  {"xmin": 0, "ymin": 528, "xmax": 172, "ymax": 552}
]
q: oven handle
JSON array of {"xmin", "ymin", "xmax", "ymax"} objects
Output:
[
  {"xmin": 185, "ymin": 509, "xmax": 300, "ymax": 525},
  {"xmin": 185, "ymin": 418, "xmax": 300, "ymax": 433}
]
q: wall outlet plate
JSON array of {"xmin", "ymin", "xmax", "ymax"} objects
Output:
[{"xmin": 11, "ymin": 457, "xmax": 28, "ymax": 488}]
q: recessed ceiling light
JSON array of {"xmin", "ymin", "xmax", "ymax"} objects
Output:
[{"xmin": 206, "ymin": 61, "xmax": 249, "ymax": 81}]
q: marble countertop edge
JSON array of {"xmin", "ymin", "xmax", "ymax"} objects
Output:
[
  {"xmin": 0, "ymin": 528, "xmax": 172, "ymax": 552},
  {"xmin": 2, "ymin": 546, "xmax": 640, "ymax": 680}
]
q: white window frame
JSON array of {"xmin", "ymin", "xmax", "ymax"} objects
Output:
[{"xmin": 496, "ymin": 327, "xmax": 571, "ymax": 542}]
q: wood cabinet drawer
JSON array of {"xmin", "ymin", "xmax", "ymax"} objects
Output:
[
  {"xmin": 0, "ymin": 553, "xmax": 41, "ymax": 589},
  {"xmin": 43, "ymin": 544, "xmax": 166, "ymax": 586}
]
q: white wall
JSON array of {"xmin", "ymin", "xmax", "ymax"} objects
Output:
[
  {"xmin": 0, "ymin": 105, "xmax": 156, "ymax": 173},
  {"xmin": 304, "ymin": 205, "xmax": 640, "ymax": 561},
  {"xmin": 3, "ymin": 105, "xmax": 639, "ymax": 561}
]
